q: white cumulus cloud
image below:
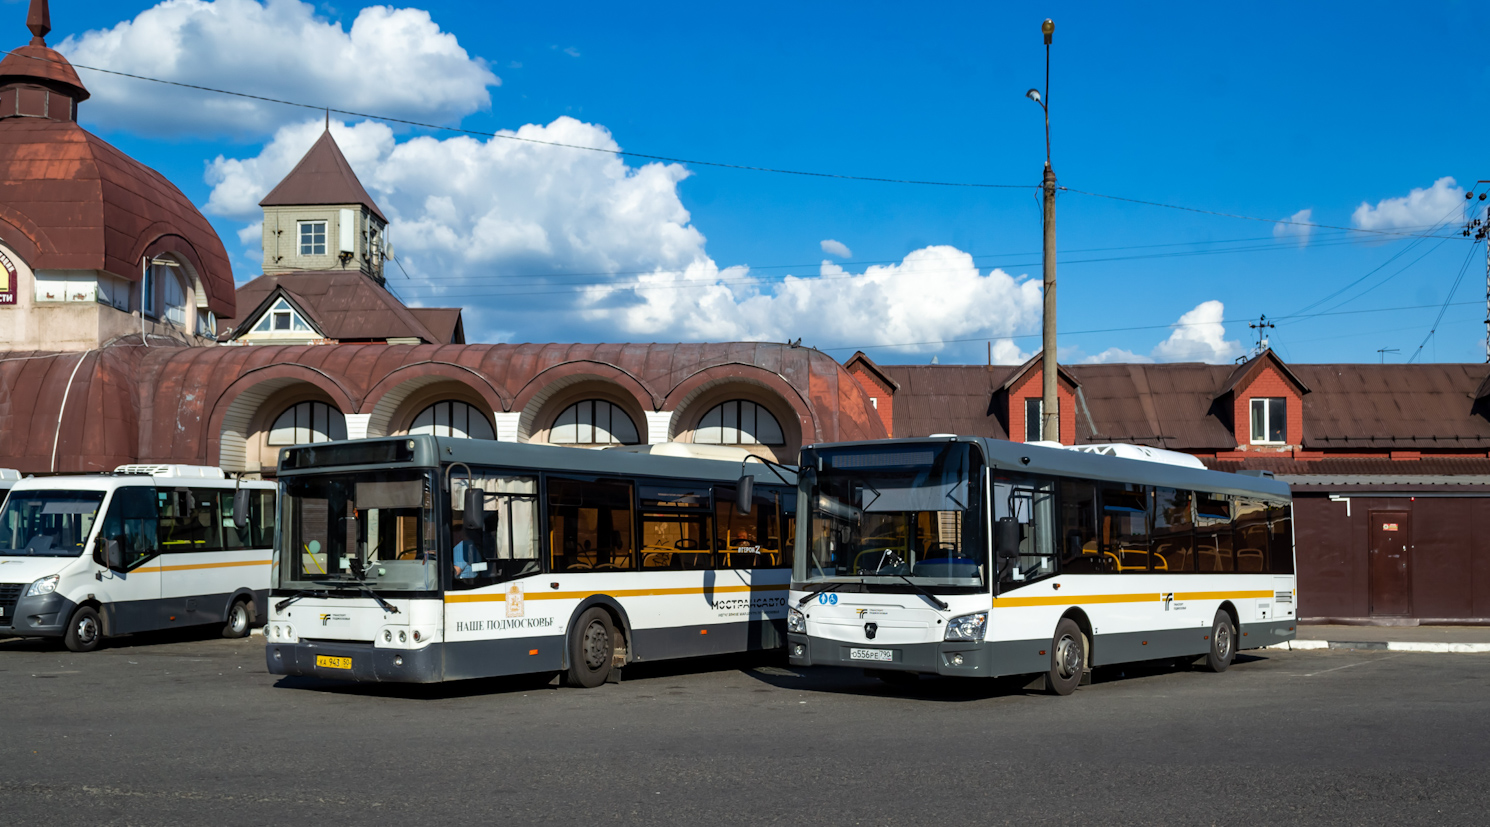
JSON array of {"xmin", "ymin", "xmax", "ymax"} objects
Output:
[
  {"xmin": 1273, "ymin": 208, "xmax": 1313, "ymax": 245},
  {"xmin": 1150, "ymin": 300, "xmax": 1241, "ymax": 364},
  {"xmin": 1352, "ymin": 176, "xmax": 1465, "ymax": 232},
  {"xmin": 820, "ymin": 239, "xmax": 852, "ymax": 258},
  {"xmin": 1082, "ymin": 347, "xmax": 1152, "ymax": 365},
  {"xmin": 59, "ymin": 0, "xmax": 497, "ymax": 138}
]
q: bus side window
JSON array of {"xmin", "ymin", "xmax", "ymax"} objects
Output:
[
  {"xmin": 1099, "ymin": 482, "xmax": 1151, "ymax": 573},
  {"xmin": 1234, "ymin": 499, "xmax": 1269, "ymax": 572},
  {"xmin": 451, "ymin": 473, "xmax": 539, "ymax": 589},
  {"xmin": 1195, "ymin": 492, "xmax": 1233, "ymax": 572},
  {"xmin": 1268, "ymin": 504, "xmax": 1293, "ymax": 574},
  {"xmin": 158, "ymin": 488, "xmax": 218, "ymax": 552},
  {"xmin": 1152, "ymin": 487, "xmax": 1194, "ymax": 573},
  {"xmin": 100, "ymin": 487, "xmax": 159, "ymax": 570},
  {"xmin": 547, "ymin": 478, "xmax": 635, "ymax": 573},
  {"xmin": 779, "ymin": 491, "xmax": 796, "ymax": 571},
  {"xmin": 251, "ymin": 490, "xmax": 275, "ymax": 548},
  {"xmin": 714, "ymin": 484, "xmax": 782, "ymax": 569},
  {"xmin": 1058, "ymin": 480, "xmax": 1101, "ymax": 574}
]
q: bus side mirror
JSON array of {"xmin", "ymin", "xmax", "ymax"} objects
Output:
[
  {"xmin": 96, "ymin": 536, "xmax": 124, "ymax": 571},
  {"xmin": 995, "ymin": 517, "xmax": 1021, "ymax": 563},
  {"xmin": 232, "ymin": 489, "xmax": 251, "ymax": 530},
  {"xmin": 735, "ymin": 476, "xmax": 754, "ymax": 515},
  {"xmin": 463, "ymin": 487, "xmax": 485, "ymax": 531},
  {"xmin": 93, "ymin": 536, "xmax": 106, "ymax": 567}
]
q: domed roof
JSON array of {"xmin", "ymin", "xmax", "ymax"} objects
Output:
[{"xmin": 0, "ymin": 1, "xmax": 235, "ymax": 318}]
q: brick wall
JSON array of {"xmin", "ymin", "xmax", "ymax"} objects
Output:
[
  {"xmin": 1230, "ymin": 364, "xmax": 1304, "ymax": 451},
  {"xmin": 1008, "ymin": 367, "xmax": 1076, "ymax": 444},
  {"xmin": 846, "ymin": 364, "xmax": 894, "ymax": 435}
]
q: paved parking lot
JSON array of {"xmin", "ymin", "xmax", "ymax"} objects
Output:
[{"xmin": 1, "ymin": 630, "xmax": 1487, "ymax": 826}]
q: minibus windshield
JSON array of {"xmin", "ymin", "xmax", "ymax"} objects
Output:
[
  {"xmin": 796, "ymin": 443, "xmax": 986, "ymax": 591},
  {"xmin": 280, "ymin": 470, "xmax": 438, "ymax": 592},
  {"xmin": 0, "ymin": 490, "xmax": 105, "ymax": 557}
]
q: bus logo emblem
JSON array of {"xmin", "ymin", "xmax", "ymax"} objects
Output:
[
  {"xmin": 1161, "ymin": 593, "xmax": 1174, "ymax": 611},
  {"xmin": 506, "ymin": 585, "xmax": 525, "ymax": 618}
]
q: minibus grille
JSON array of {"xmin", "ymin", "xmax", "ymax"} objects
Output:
[{"xmin": 0, "ymin": 583, "xmax": 22, "ymax": 621}]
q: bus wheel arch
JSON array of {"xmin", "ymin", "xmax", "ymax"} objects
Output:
[
  {"xmin": 1059, "ymin": 608, "xmax": 1094, "ymax": 670},
  {"xmin": 64, "ymin": 602, "xmax": 106, "ymax": 653},
  {"xmin": 222, "ymin": 590, "xmax": 257, "ymax": 639},
  {"xmin": 1216, "ymin": 600, "xmax": 1240, "ymax": 632}
]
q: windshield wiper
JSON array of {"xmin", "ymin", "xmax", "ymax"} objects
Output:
[
  {"xmin": 274, "ymin": 589, "xmax": 328, "ymax": 612},
  {"xmin": 896, "ymin": 575, "xmax": 949, "ymax": 610},
  {"xmin": 797, "ymin": 581, "xmax": 849, "ymax": 606},
  {"xmin": 313, "ymin": 580, "xmax": 400, "ymax": 614}
]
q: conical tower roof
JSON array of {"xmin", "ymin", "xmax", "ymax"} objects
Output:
[{"xmin": 259, "ymin": 127, "xmax": 386, "ymax": 222}]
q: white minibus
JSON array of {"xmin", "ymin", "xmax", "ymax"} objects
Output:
[{"xmin": 0, "ymin": 465, "xmax": 275, "ymax": 651}]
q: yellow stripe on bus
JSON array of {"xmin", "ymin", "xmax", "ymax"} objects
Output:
[
  {"xmin": 992, "ymin": 589, "xmax": 1271, "ymax": 608},
  {"xmin": 133, "ymin": 559, "xmax": 272, "ymax": 573},
  {"xmin": 445, "ymin": 583, "xmax": 790, "ymax": 603}
]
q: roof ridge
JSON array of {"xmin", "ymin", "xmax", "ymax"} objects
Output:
[{"xmin": 258, "ymin": 130, "xmax": 386, "ymax": 222}]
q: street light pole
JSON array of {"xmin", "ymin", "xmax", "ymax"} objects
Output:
[{"xmin": 1035, "ymin": 19, "xmax": 1059, "ymax": 443}]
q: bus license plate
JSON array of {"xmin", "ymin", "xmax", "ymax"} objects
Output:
[
  {"xmin": 849, "ymin": 647, "xmax": 892, "ymax": 662},
  {"xmin": 315, "ymin": 655, "xmax": 352, "ymax": 670}
]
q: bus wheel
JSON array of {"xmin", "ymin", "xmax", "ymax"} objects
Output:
[
  {"xmin": 1203, "ymin": 610, "xmax": 1236, "ymax": 673},
  {"xmin": 222, "ymin": 598, "xmax": 253, "ymax": 639},
  {"xmin": 1047, "ymin": 618, "xmax": 1085, "ymax": 696},
  {"xmin": 565, "ymin": 607, "xmax": 615, "ymax": 688},
  {"xmin": 64, "ymin": 606, "xmax": 103, "ymax": 653}
]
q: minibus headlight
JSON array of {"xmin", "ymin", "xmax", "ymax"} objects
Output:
[
  {"xmin": 944, "ymin": 612, "xmax": 987, "ymax": 642},
  {"xmin": 25, "ymin": 575, "xmax": 59, "ymax": 597},
  {"xmin": 787, "ymin": 606, "xmax": 806, "ymax": 634}
]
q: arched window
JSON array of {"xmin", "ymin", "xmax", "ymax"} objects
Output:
[
  {"xmin": 161, "ymin": 267, "xmax": 187, "ymax": 327},
  {"xmin": 694, "ymin": 400, "xmax": 784, "ymax": 446},
  {"xmin": 550, "ymin": 400, "xmax": 639, "ymax": 445},
  {"xmin": 267, "ymin": 401, "xmax": 347, "ymax": 445},
  {"xmin": 410, "ymin": 401, "xmax": 495, "ymax": 440}
]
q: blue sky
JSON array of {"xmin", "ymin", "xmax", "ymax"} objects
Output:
[{"xmin": 18, "ymin": 0, "xmax": 1490, "ymax": 364}]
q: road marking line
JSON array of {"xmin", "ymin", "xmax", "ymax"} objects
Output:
[{"xmin": 1297, "ymin": 654, "xmax": 1401, "ymax": 677}]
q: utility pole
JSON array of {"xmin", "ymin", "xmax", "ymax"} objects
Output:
[
  {"xmin": 1467, "ymin": 182, "xmax": 1490, "ymax": 362},
  {"xmin": 1376, "ymin": 347, "xmax": 1399, "ymax": 364},
  {"xmin": 1249, "ymin": 314, "xmax": 1274, "ymax": 356},
  {"xmin": 1028, "ymin": 19, "xmax": 1058, "ymax": 443}
]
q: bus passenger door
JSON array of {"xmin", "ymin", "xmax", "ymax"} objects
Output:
[{"xmin": 95, "ymin": 487, "xmax": 163, "ymax": 634}]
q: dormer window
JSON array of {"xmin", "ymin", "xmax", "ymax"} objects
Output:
[
  {"xmin": 299, "ymin": 221, "xmax": 327, "ymax": 256},
  {"xmin": 250, "ymin": 297, "xmax": 312, "ymax": 334},
  {"xmin": 1250, "ymin": 397, "xmax": 1286, "ymax": 444}
]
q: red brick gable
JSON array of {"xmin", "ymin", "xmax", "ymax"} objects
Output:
[
  {"xmin": 1230, "ymin": 361, "xmax": 1304, "ymax": 451},
  {"xmin": 844, "ymin": 351, "xmax": 897, "ymax": 435},
  {"xmin": 1007, "ymin": 365, "xmax": 1077, "ymax": 444}
]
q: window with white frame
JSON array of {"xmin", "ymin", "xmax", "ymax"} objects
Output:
[
  {"xmin": 250, "ymin": 297, "xmax": 313, "ymax": 334},
  {"xmin": 299, "ymin": 221, "xmax": 327, "ymax": 256},
  {"xmin": 694, "ymin": 400, "xmax": 785, "ymax": 446},
  {"xmin": 160, "ymin": 264, "xmax": 187, "ymax": 327},
  {"xmin": 1025, "ymin": 398, "xmax": 1043, "ymax": 442},
  {"xmin": 1250, "ymin": 397, "xmax": 1287, "ymax": 444},
  {"xmin": 267, "ymin": 401, "xmax": 347, "ymax": 446},
  {"xmin": 549, "ymin": 400, "xmax": 639, "ymax": 445},
  {"xmin": 140, "ymin": 265, "xmax": 155, "ymax": 317},
  {"xmin": 409, "ymin": 401, "xmax": 496, "ymax": 440}
]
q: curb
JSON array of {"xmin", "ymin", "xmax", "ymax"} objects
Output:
[{"xmin": 1266, "ymin": 639, "xmax": 1490, "ymax": 653}]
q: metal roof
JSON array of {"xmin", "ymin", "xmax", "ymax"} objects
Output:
[{"xmin": 259, "ymin": 129, "xmax": 387, "ymax": 222}]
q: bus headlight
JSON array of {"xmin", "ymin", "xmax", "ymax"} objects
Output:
[
  {"xmin": 944, "ymin": 612, "xmax": 987, "ymax": 642},
  {"xmin": 787, "ymin": 606, "xmax": 806, "ymax": 634},
  {"xmin": 25, "ymin": 574, "xmax": 59, "ymax": 597}
]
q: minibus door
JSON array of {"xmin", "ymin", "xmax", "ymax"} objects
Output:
[{"xmin": 93, "ymin": 486, "xmax": 164, "ymax": 634}]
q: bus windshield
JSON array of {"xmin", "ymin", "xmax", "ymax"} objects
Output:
[
  {"xmin": 796, "ymin": 443, "xmax": 985, "ymax": 590},
  {"xmin": 0, "ymin": 490, "xmax": 105, "ymax": 557},
  {"xmin": 280, "ymin": 470, "xmax": 438, "ymax": 592}
]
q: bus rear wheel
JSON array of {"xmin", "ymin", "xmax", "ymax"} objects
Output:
[
  {"xmin": 64, "ymin": 606, "xmax": 103, "ymax": 653},
  {"xmin": 1203, "ymin": 610, "xmax": 1236, "ymax": 673},
  {"xmin": 565, "ymin": 607, "xmax": 615, "ymax": 688},
  {"xmin": 1047, "ymin": 618, "xmax": 1086, "ymax": 696}
]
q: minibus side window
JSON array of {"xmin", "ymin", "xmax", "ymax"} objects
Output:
[{"xmin": 99, "ymin": 487, "xmax": 159, "ymax": 570}]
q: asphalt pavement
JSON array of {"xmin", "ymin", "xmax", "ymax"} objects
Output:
[{"xmin": 1, "ymin": 629, "xmax": 1486, "ymax": 826}]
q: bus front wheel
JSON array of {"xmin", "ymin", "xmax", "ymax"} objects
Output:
[
  {"xmin": 64, "ymin": 606, "xmax": 103, "ymax": 653},
  {"xmin": 565, "ymin": 607, "xmax": 615, "ymax": 688},
  {"xmin": 1203, "ymin": 610, "xmax": 1236, "ymax": 673},
  {"xmin": 1047, "ymin": 618, "xmax": 1085, "ymax": 696},
  {"xmin": 222, "ymin": 597, "xmax": 253, "ymax": 639}
]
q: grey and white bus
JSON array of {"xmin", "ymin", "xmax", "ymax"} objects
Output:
[
  {"xmin": 264, "ymin": 436, "xmax": 795, "ymax": 686},
  {"xmin": 786, "ymin": 436, "xmax": 1296, "ymax": 694}
]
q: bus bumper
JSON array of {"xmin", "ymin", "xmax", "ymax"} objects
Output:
[
  {"xmin": 266, "ymin": 639, "xmax": 443, "ymax": 683},
  {"xmin": 788, "ymin": 632, "xmax": 998, "ymax": 677},
  {"xmin": 0, "ymin": 592, "xmax": 75, "ymax": 638}
]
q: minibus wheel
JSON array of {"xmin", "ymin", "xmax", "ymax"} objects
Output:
[
  {"xmin": 1203, "ymin": 610, "xmax": 1236, "ymax": 673},
  {"xmin": 222, "ymin": 598, "xmax": 252, "ymax": 639},
  {"xmin": 64, "ymin": 606, "xmax": 103, "ymax": 653},
  {"xmin": 564, "ymin": 607, "xmax": 614, "ymax": 688},
  {"xmin": 1047, "ymin": 618, "xmax": 1085, "ymax": 696}
]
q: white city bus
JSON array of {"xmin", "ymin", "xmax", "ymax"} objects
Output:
[
  {"xmin": 786, "ymin": 437, "xmax": 1295, "ymax": 694},
  {"xmin": 0, "ymin": 469, "xmax": 20, "ymax": 500},
  {"xmin": 264, "ymin": 436, "xmax": 796, "ymax": 686},
  {"xmin": 0, "ymin": 466, "xmax": 275, "ymax": 652}
]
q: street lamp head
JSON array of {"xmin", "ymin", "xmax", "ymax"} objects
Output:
[
  {"xmin": 1026, "ymin": 88, "xmax": 1042, "ymax": 105},
  {"xmin": 1042, "ymin": 18, "xmax": 1054, "ymax": 45}
]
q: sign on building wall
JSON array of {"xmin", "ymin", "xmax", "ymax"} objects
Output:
[{"xmin": 0, "ymin": 248, "xmax": 16, "ymax": 305}]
